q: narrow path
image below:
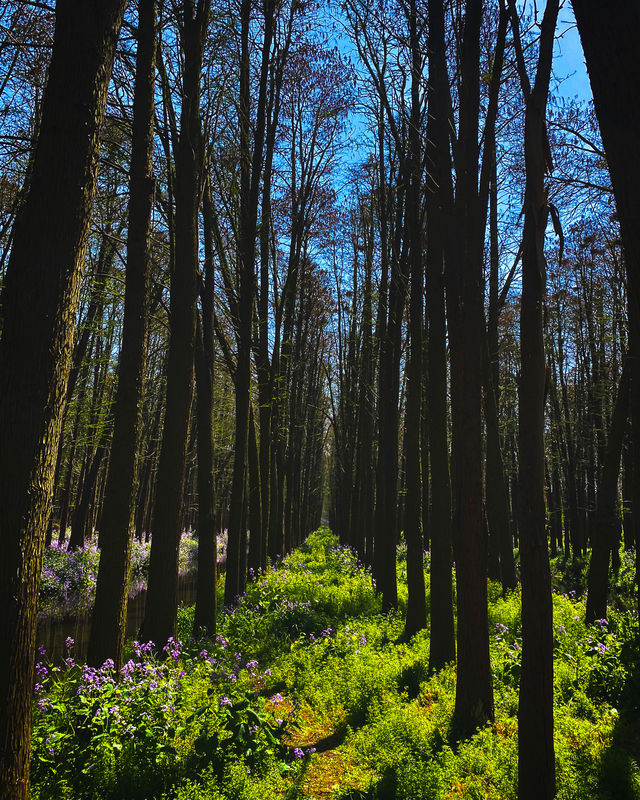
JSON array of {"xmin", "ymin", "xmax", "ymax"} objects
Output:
[{"xmin": 288, "ymin": 708, "xmax": 374, "ymax": 798}]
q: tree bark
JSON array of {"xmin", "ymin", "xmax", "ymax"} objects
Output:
[{"xmin": 0, "ymin": 0, "xmax": 126, "ymax": 794}]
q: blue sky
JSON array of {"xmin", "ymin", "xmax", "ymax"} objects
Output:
[{"xmin": 554, "ymin": 6, "xmax": 592, "ymax": 103}]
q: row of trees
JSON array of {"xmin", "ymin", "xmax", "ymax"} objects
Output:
[
  {"xmin": 324, "ymin": 1, "xmax": 639, "ymax": 799},
  {"xmin": 1, "ymin": 0, "xmax": 639, "ymax": 797},
  {"xmin": 0, "ymin": 0, "xmax": 341, "ymax": 795}
]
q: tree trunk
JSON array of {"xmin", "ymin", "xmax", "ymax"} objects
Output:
[
  {"xmin": 484, "ymin": 141, "xmax": 517, "ymax": 591},
  {"xmin": 354, "ymin": 212, "xmax": 375, "ymax": 564},
  {"xmin": 88, "ymin": 0, "xmax": 156, "ymax": 669},
  {"xmin": 585, "ymin": 358, "xmax": 630, "ymax": 622},
  {"xmin": 483, "ymin": 335, "xmax": 518, "ymax": 591},
  {"xmin": 509, "ymin": 1, "xmax": 559, "ymax": 795},
  {"xmin": 571, "ymin": 0, "xmax": 640, "ymax": 618},
  {"xmin": 68, "ymin": 428, "xmax": 110, "ymax": 551},
  {"xmin": 193, "ymin": 311, "xmax": 217, "ymax": 636},
  {"xmin": 425, "ymin": 0, "xmax": 456, "ymax": 674},
  {"xmin": 247, "ymin": 405, "xmax": 263, "ymax": 575},
  {"xmin": 403, "ymin": 0, "xmax": 427, "ymax": 639},
  {"xmin": 140, "ymin": 0, "xmax": 209, "ymax": 649},
  {"xmin": 447, "ymin": 0, "xmax": 494, "ymax": 737},
  {"xmin": 192, "ymin": 177, "xmax": 218, "ymax": 637},
  {"xmin": 622, "ymin": 439, "xmax": 634, "ymax": 549},
  {"xmin": 0, "ymin": 0, "xmax": 126, "ymax": 794},
  {"xmin": 225, "ymin": 0, "xmax": 274, "ymax": 603}
]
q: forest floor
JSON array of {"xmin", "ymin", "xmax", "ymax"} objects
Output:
[{"xmin": 31, "ymin": 527, "xmax": 640, "ymax": 800}]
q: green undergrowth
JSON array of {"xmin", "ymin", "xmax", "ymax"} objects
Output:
[{"xmin": 31, "ymin": 526, "xmax": 640, "ymax": 799}]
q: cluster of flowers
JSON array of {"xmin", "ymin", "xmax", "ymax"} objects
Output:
[
  {"xmin": 493, "ymin": 621, "xmax": 521, "ymax": 653},
  {"xmin": 293, "ymin": 746, "xmax": 316, "ymax": 759},
  {"xmin": 32, "ymin": 632, "xmax": 273, "ymax": 756},
  {"xmin": 38, "ymin": 531, "xmax": 227, "ymax": 621},
  {"xmin": 31, "ymin": 631, "xmax": 313, "ymax": 799},
  {"xmin": 308, "ymin": 627, "xmax": 335, "ymax": 643},
  {"xmin": 202, "ymin": 634, "xmax": 272, "ymax": 687},
  {"xmin": 586, "ymin": 618, "xmax": 610, "ymax": 655},
  {"xmin": 32, "ymin": 637, "xmax": 187, "ymax": 778},
  {"xmin": 39, "ymin": 540, "xmax": 99, "ymax": 620}
]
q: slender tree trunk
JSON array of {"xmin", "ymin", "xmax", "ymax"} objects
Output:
[
  {"xmin": 68, "ymin": 428, "xmax": 110, "ymax": 551},
  {"xmin": 354, "ymin": 213, "xmax": 375, "ymax": 564},
  {"xmin": 193, "ymin": 313, "xmax": 217, "ymax": 636},
  {"xmin": 404, "ymin": 0, "xmax": 427, "ymax": 638},
  {"xmin": 447, "ymin": 0, "xmax": 494, "ymax": 737},
  {"xmin": 0, "ymin": 0, "xmax": 126, "ymax": 794},
  {"xmin": 509, "ymin": 1, "xmax": 559, "ymax": 795},
  {"xmin": 483, "ymin": 335, "xmax": 517, "ymax": 591},
  {"xmin": 478, "ymin": 7, "xmax": 514, "ymax": 589},
  {"xmin": 225, "ymin": 0, "xmax": 274, "ymax": 604},
  {"xmin": 247, "ymin": 406, "xmax": 263, "ymax": 575},
  {"xmin": 622, "ymin": 439, "xmax": 634, "ymax": 549},
  {"xmin": 192, "ymin": 178, "xmax": 218, "ymax": 637},
  {"xmin": 586, "ymin": 358, "xmax": 630, "ymax": 622},
  {"xmin": 484, "ymin": 144, "xmax": 517, "ymax": 591},
  {"xmin": 58, "ymin": 377, "xmax": 89, "ymax": 544},
  {"xmin": 140, "ymin": 0, "xmax": 209, "ymax": 648},
  {"xmin": 426, "ymin": 0, "xmax": 456, "ymax": 673},
  {"xmin": 375, "ymin": 199, "xmax": 407, "ymax": 611},
  {"xmin": 88, "ymin": 0, "xmax": 156, "ymax": 669}
]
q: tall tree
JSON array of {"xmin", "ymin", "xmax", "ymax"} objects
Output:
[
  {"xmin": 0, "ymin": 0, "xmax": 126, "ymax": 794},
  {"xmin": 224, "ymin": 0, "xmax": 275, "ymax": 604},
  {"xmin": 447, "ymin": 0, "xmax": 494, "ymax": 737},
  {"xmin": 352, "ymin": 201, "xmax": 375, "ymax": 563},
  {"xmin": 140, "ymin": 0, "xmax": 210, "ymax": 648},
  {"xmin": 477, "ymin": 3, "xmax": 517, "ymax": 592},
  {"xmin": 508, "ymin": 0, "xmax": 560, "ymax": 795},
  {"xmin": 571, "ymin": 0, "xmax": 640, "ymax": 616},
  {"xmin": 425, "ymin": 0, "xmax": 456, "ymax": 673},
  {"xmin": 88, "ymin": 0, "xmax": 157, "ymax": 670},
  {"xmin": 192, "ymin": 177, "xmax": 218, "ymax": 637},
  {"xmin": 403, "ymin": 0, "xmax": 427, "ymax": 638}
]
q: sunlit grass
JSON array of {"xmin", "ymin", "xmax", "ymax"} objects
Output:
[{"xmin": 31, "ymin": 527, "xmax": 640, "ymax": 799}]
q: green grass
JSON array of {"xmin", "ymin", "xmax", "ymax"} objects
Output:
[{"xmin": 31, "ymin": 527, "xmax": 640, "ymax": 799}]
